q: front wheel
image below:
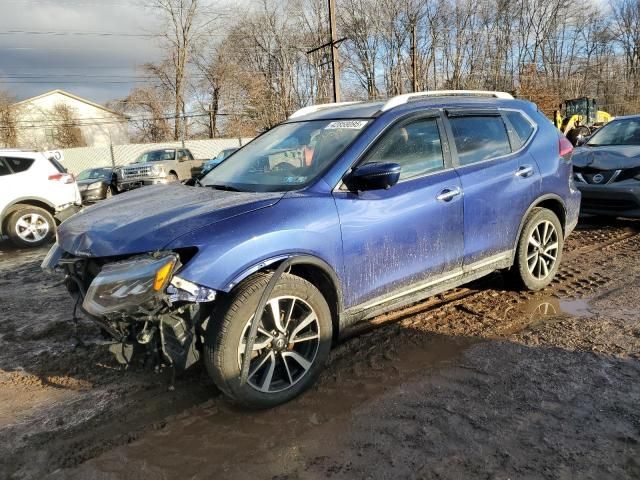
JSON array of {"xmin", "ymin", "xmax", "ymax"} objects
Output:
[
  {"xmin": 509, "ymin": 208, "xmax": 564, "ymax": 291},
  {"xmin": 204, "ymin": 272, "xmax": 333, "ymax": 408}
]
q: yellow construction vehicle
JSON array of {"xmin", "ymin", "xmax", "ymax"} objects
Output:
[{"xmin": 553, "ymin": 97, "xmax": 613, "ymax": 145}]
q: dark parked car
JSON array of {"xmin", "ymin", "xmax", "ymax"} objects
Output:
[
  {"xmin": 76, "ymin": 167, "xmax": 118, "ymax": 203},
  {"xmin": 44, "ymin": 90, "xmax": 580, "ymax": 408},
  {"xmin": 199, "ymin": 148, "xmax": 238, "ymax": 177},
  {"xmin": 573, "ymin": 115, "xmax": 640, "ymax": 217}
]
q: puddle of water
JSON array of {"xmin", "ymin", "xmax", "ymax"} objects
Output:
[{"xmin": 518, "ymin": 296, "xmax": 593, "ymax": 317}]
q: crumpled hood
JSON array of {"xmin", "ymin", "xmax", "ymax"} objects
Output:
[
  {"xmin": 573, "ymin": 145, "xmax": 640, "ymax": 170},
  {"xmin": 57, "ymin": 183, "xmax": 284, "ymax": 257}
]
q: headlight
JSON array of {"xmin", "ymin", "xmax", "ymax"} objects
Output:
[
  {"xmin": 88, "ymin": 181, "xmax": 102, "ymax": 189},
  {"xmin": 83, "ymin": 253, "xmax": 178, "ymax": 316},
  {"xmin": 150, "ymin": 164, "xmax": 164, "ymax": 176}
]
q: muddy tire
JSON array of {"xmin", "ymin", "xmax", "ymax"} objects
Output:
[
  {"xmin": 6, "ymin": 206, "xmax": 55, "ymax": 248},
  {"xmin": 204, "ymin": 272, "xmax": 333, "ymax": 409},
  {"xmin": 509, "ymin": 208, "xmax": 563, "ymax": 291}
]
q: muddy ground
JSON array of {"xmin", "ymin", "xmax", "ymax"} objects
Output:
[{"xmin": 1, "ymin": 218, "xmax": 639, "ymax": 479}]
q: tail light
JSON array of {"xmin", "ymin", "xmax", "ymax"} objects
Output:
[
  {"xmin": 48, "ymin": 173, "xmax": 75, "ymax": 184},
  {"xmin": 559, "ymin": 135, "xmax": 573, "ymax": 158}
]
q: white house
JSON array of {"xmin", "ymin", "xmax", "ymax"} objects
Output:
[{"xmin": 12, "ymin": 90, "xmax": 129, "ymax": 149}]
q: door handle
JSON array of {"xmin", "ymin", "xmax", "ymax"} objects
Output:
[
  {"xmin": 515, "ymin": 165, "xmax": 534, "ymax": 178},
  {"xmin": 436, "ymin": 187, "xmax": 462, "ymax": 202}
]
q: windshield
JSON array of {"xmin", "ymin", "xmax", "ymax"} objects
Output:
[
  {"xmin": 201, "ymin": 119, "xmax": 368, "ymax": 192},
  {"xmin": 136, "ymin": 149, "xmax": 175, "ymax": 163},
  {"xmin": 213, "ymin": 148, "xmax": 236, "ymax": 162},
  {"xmin": 77, "ymin": 168, "xmax": 111, "ymax": 181},
  {"xmin": 587, "ymin": 119, "xmax": 640, "ymax": 146}
]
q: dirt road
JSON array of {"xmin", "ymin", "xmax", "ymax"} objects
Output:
[{"xmin": 1, "ymin": 218, "xmax": 639, "ymax": 479}]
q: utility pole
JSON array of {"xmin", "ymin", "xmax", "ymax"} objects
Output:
[
  {"xmin": 328, "ymin": 0, "xmax": 340, "ymax": 102},
  {"xmin": 306, "ymin": 1, "xmax": 345, "ymax": 106},
  {"xmin": 411, "ymin": 24, "xmax": 418, "ymax": 93}
]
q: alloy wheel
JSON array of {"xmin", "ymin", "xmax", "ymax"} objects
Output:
[
  {"xmin": 237, "ymin": 296, "xmax": 320, "ymax": 394},
  {"xmin": 526, "ymin": 220, "xmax": 559, "ymax": 280},
  {"xmin": 14, "ymin": 213, "xmax": 50, "ymax": 243}
]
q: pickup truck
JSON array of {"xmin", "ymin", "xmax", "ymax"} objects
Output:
[{"xmin": 117, "ymin": 148, "xmax": 202, "ymax": 192}]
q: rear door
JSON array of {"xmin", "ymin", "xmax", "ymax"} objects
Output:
[
  {"xmin": 444, "ymin": 108, "xmax": 540, "ymax": 266},
  {"xmin": 333, "ymin": 113, "xmax": 464, "ymax": 309}
]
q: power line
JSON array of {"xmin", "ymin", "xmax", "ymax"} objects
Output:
[{"xmin": 0, "ymin": 30, "xmax": 231, "ymax": 38}]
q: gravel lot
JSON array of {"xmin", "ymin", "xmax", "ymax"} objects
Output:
[{"xmin": 1, "ymin": 218, "xmax": 639, "ymax": 479}]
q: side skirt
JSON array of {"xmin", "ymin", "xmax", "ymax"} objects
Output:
[{"xmin": 338, "ymin": 254, "xmax": 512, "ymax": 337}]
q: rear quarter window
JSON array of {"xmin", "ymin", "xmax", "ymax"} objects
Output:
[
  {"xmin": 4, "ymin": 157, "xmax": 35, "ymax": 173},
  {"xmin": 504, "ymin": 110, "xmax": 535, "ymax": 149}
]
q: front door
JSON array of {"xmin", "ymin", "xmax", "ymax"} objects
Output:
[{"xmin": 333, "ymin": 114, "xmax": 464, "ymax": 309}]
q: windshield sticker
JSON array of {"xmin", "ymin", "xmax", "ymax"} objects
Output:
[{"xmin": 325, "ymin": 120, "xmax": 368, "ymax": 130}]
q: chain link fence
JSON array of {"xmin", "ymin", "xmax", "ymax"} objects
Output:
[{"xmin": 57, "ymin": 138, "xmax": 253, "ymax": 175}]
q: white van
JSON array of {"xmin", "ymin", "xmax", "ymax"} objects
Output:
[{"xmin": 0, "ymin": 150, "xmax": 81, "ymax": 247}]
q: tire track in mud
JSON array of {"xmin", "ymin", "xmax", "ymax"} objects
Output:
[{"xmin": 2, "ymin": 220, "xmax": 640, "ymax": 479}]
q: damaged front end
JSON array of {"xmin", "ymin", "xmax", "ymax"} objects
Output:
[{"xmin": 42, "ymin": 245, "xmax": 217, "ymax": 379}]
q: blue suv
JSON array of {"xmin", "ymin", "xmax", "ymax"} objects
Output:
[{"xmin": 44, "ymin": 91, "xmax": 580, "ymax": 408}]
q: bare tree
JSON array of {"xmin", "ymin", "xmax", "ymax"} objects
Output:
[
  {"xmin": 49, "ymin": 104, "xmax": 86, "ymax": 149},
  {"xmin": 0, "ymin": 91, "xmax": 17, "ymax": 148},
  {"xmin": 148, "ymin": 0, "xmax": 222, "ymax": 140},
  {"xmin": 114, "ymin": 86, "xmax": 173, "ymax": 143}
]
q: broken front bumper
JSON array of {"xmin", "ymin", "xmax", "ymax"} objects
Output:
[{"xmin": 42, "ymin": 245, "xmax": 217, "ymax": 371}]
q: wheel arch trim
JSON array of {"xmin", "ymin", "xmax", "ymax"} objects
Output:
[
  {"xmin": 227, "ymin": 253, "xmax": 344, "ymax": 316},
  {"xmin": 511, "ymin": 194, "xmax": 567, "ymax": 263}
]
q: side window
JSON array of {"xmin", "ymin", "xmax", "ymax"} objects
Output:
[
  {"xmin": 0, "ymin": 159, "xmax": 12, "ymax": 176},
  {"xmin": 504, "ymin": 111, "xmax": 535, "ymax": 149},
  {"xmin": 364, "ymin": 117, "xmax": 445, "ymax": 181},
  {"xmin": 5, "ymin": 157, "xmax": 35, "ymax": 173},
  {"xmin": 185, "ymin": 150, "xmax": 194, "ymax": 160},
  {"xmin": 449, "ymin": 116, "xmax": 512, "ymax": 166}
]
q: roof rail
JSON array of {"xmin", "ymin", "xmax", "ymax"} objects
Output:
[
  {"xmin": 381, "ymin": 90, "xmax": 514, "ymax": 112},
  {"xmin": 289, "ymin": 101, "xmax": 362, "ymax": 119}
]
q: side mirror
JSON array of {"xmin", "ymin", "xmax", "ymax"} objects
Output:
[
  {"xmin": 575, "ymin": 135, "xmax": 588, "ymax": 147},
  {"xmin": 344, "ymin": 162, "xmax": 401, "ymax": 192}
]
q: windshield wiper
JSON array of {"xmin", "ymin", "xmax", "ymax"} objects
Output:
[{"xmin": 208, "ymin": 184, "xmax": 243, "ymax": 192}]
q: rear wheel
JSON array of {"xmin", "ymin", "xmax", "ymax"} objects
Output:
[
  {"xmin": 509, "ymin": 208, "xmax": 563, "ymax": 291},
  {"xmin": 6, "ymin": 206, "xmax": 55, "ymax": 248},
  {"xmin": 167, "ymin": 173, "xmax": 179, "ymax": 182},
  {"xmin": 204, "ymin": 272, "xmax": 333, "ymax": 408}
]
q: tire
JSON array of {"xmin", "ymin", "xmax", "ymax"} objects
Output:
[
  {"xmin": 204, "ymin": 272, "xmax": 333, "ymax": 409},
  {"xmin": 167, "ymin": 173, "xmax": 179, "ymax": 182},
  {"xmin": 509, "ymin": 208, "xmax": 564, "ymax": 291},
  {"xmin": 6, "ymin": 206, "xmax": 56, "ymax": 248}
]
